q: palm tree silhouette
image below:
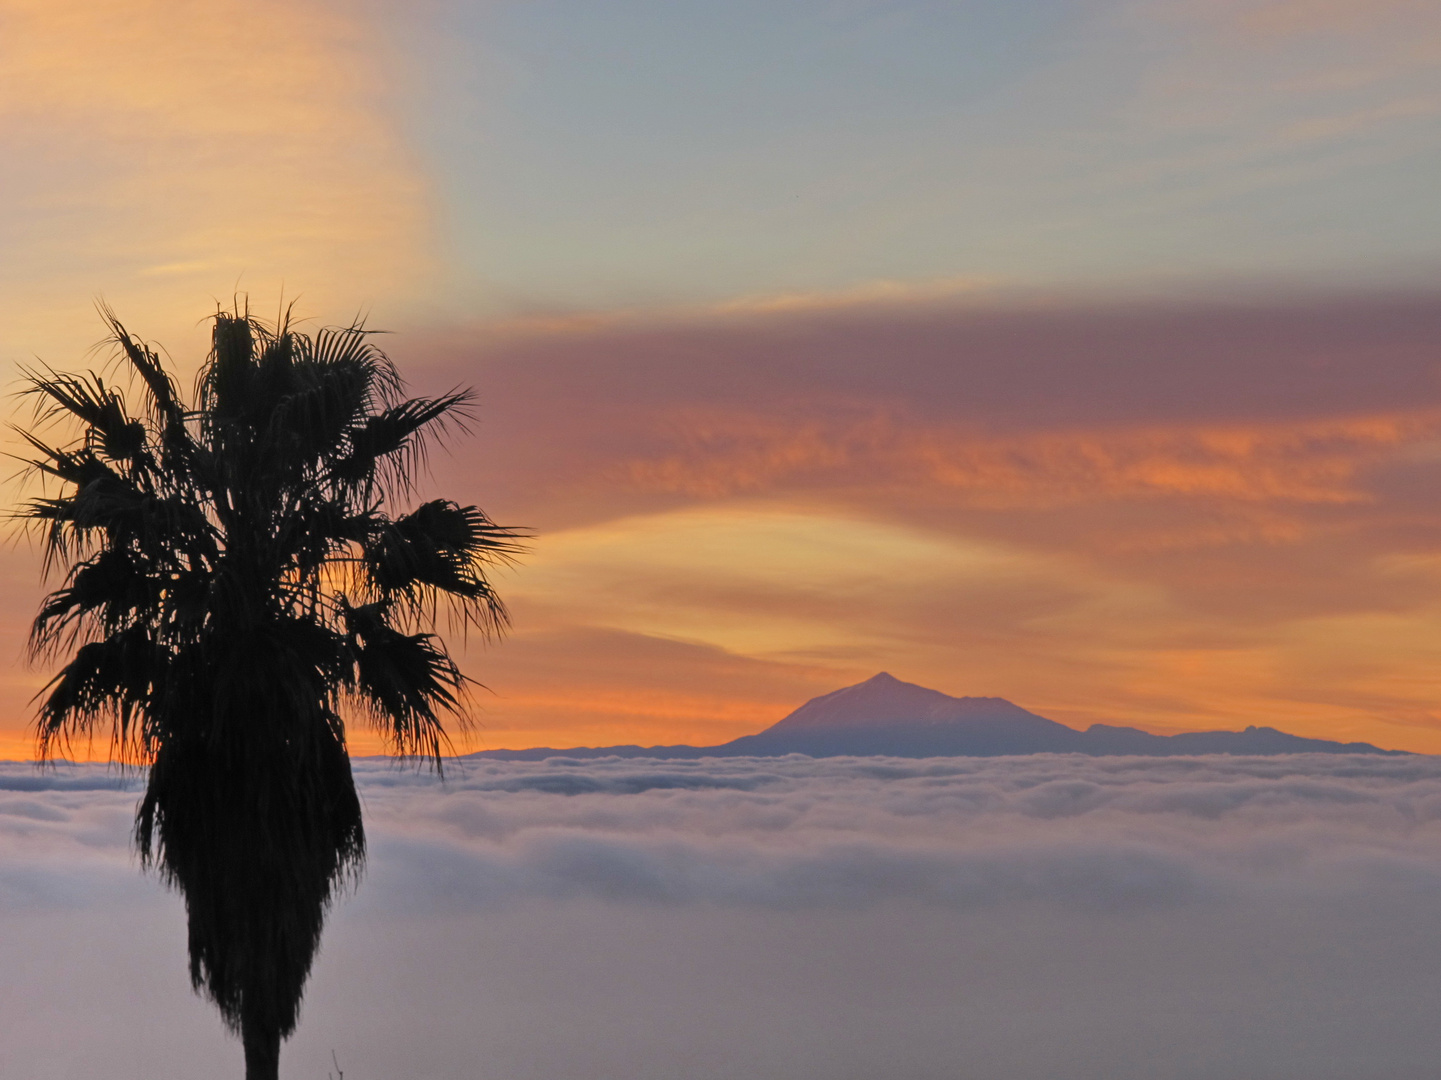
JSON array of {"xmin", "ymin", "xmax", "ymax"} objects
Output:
[{"xmin": 18, "ymin": 304, "xmax": 520, "ymax": 1079}]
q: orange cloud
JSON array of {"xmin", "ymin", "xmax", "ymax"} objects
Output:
[
  {"xmin": 390, "ymin": 291, "xmax": 1441, "ymax": 755},
  {"xmin": 414, "ymin": 626, "xmax": 860, "ymax": 753},
  {"xmin": 614, "ymin": 409, "xmax": 1433, "ymax": 509},
  {"xmin": 486, "ymin": 501, "xmax": 1441, "ymax": 754},
  {"xmin": 0, "ymin": 0, "xmax": 435, "ymax": 363}
]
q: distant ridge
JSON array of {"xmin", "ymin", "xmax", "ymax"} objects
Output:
[{"xmin": 467, "ymin": 673, "xmax": 1404, "ymax": 761}]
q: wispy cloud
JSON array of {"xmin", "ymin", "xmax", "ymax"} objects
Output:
[
  {"xmin": 0, "ymin": 0, "xmax": 436, "ymax": 362},
  {"xmin": 611, "ymin": 409, "xmax": 1424, "ymax": 507}
]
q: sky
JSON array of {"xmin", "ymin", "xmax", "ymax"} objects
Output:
[
  {"xmin": 3, "ymin": 0, "xmax": 1441, "ymax": 754},
  {"xmin": 5, "ymin": 754, "xmax": 1441, "ymax": 1078}
]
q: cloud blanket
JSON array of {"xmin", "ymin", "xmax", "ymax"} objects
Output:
[{"xmin": 2, "ymin": 753, "xmax": 1439, "ymax": 1078}]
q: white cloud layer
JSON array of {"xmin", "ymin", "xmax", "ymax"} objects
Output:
[{"xmin": 2, "ymin": 753, "xmax": 1440, "ymax": 1078}]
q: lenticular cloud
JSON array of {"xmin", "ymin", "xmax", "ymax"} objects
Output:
[{"xmin": 3, "ymin": 753, "xmax": 1441, "ymax": 1079}]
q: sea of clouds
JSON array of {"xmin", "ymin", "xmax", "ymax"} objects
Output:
[{"xmin": 2, "ymin": 753, "xmax": 1441, "ymax": 1079}]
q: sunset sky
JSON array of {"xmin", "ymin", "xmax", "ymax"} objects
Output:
[{"xmin": 3, "ymin": 0, "xmax": 1441, "ymax": 755}]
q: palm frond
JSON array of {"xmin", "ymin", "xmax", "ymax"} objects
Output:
[
  {"xmin": 34, "ymin": 626, "xmax": 158, "ymax": 762},
  {"xmin": 96, "ymin": 302, "xmax": 186, "ymax": 432},
  {"xmin": 329, "ymin": 390, "xmax": 472, "ymax": 497},
  {"xmin": 341, "ymin": 599, "xmax": 466, "ymax": 763}
]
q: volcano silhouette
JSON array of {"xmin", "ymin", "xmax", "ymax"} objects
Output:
[{"xmin": 470, "ymin": 673, "xmax": 1401, "ymax": 761}]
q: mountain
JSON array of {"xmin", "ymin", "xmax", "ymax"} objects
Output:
[
  {"xmin": 720, "ymin": 673, "xmax": 1088, "ymax": 757},
  {"xmin": 467, "ymin": 673, "xmax": 1403, "ymax": 761}
]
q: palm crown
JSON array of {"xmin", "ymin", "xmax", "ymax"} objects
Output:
[{"xmin": 18, "ymin": 305, "xmax": 520, "ymax": 1078}]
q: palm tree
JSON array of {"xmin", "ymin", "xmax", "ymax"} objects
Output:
[{"xmin": 18, "ymin": 304, "xmax": 520, "ymax": 1079}]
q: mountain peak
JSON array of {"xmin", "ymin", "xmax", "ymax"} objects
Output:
[{"xmin": 762, "ymin": 674, "xmax": 1048, "ymax": 734}]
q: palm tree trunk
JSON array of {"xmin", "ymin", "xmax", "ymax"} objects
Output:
[{"xmin": 242, "ymin": 1018, "xmax": 280, "ymax": 1080}]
